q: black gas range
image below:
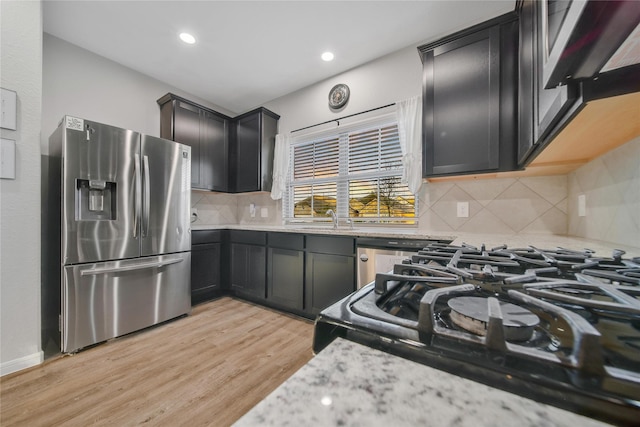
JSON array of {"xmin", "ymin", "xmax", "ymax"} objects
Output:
[{"xmin": 313, "ymin": 242, "xmax": 640, "ymax": 426}]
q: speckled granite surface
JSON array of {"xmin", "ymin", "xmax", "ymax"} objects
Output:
[
  {"xmin": 191, "ymin": 224, "xmax": 640, "ymax": 257},
  {"xmin": 233, "ymin": 338, "xmax": 609, "ymax": 427}
]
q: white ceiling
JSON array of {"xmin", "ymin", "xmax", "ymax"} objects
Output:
[{"xmin": 43, "ymin": 0, "xmax": 515, "ymax": 114}]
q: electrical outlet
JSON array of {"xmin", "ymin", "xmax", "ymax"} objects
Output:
[
  {"xmin": 578, "ymin": 194, "xmax": 586, "ymax": 217},
  {"xmin": 191, "ymin": 208, "xmax": 197, "ymax": 216},
  {"xmin": 260, "ymin": 207, "xmax": 268, "ymax": 218},
  {"xmin": 457, "ymin": 202, "xmax": 469, "ymax": 218}
]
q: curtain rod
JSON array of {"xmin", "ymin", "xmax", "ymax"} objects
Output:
[{"xmin": 290, "ymin": 103, "xmax": 396, "ymax": 133}]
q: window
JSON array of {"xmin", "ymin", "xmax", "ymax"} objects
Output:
[{"xmin": 284, "ymin": 115, "xmax": 417, "ymax": 225}]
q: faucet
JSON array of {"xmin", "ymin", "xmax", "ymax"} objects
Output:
[{"xmin": 326, "ymin": 209, "xmax": 338, "ymax": 229}]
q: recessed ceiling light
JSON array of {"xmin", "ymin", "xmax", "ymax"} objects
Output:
[
  {"xmin": 321, "ymin": 52, "xmax": 334, "ymax": 62},
  {"xmin": 179, "ymin": 32, "xmax": 196, "ymax": 45}
]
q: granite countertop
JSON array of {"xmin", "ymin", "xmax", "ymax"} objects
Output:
[
  {"xmin": 192, "ymin": 224, "xmax": 640, "ymax": 257},
  {"xmin": 191, "ymin": 223, "xmax": 456, "ymax": 242},
  {"xmin": 233, "ymin": 338, "xmax": 609, "ymax": 427}
]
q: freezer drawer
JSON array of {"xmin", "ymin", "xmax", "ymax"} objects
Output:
[{"xmin": 62, "ymin": 253, "xmax": 191, "ymax": 353}]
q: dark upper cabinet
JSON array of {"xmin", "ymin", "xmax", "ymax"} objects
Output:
[
  {"xmin": 159, "ymin": 95, "xmax": 279, "ymax": 193},
  {"xmin": 158, "ymin": 93, "xmax": 230, "ymax": 191},
  {"xmin": 419, "ymin": 14, "xmax": 518, "ymax": 177},
  {"xmin": 202, "ymin": 111, "xmax": 229, "ymax": 192},
  {"xmin": 230, "ymin": 108, "xmax": 280, "ymax": 193}
]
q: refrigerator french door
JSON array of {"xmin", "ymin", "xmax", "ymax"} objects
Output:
[{"xmin": 49, "ymin": 116, "xmax": 191, "ymax": 353}]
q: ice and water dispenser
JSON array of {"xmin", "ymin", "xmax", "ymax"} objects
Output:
[{"xmin": 76, "ymin": 179, "xmax": 117, "ymax": 220}]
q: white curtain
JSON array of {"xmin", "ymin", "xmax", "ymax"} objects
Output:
[
  {"xmin": 396, "ymin": 96, "xmax": 423, "ymax": 194},
  {"xmin": 271, "ymin": 133, "xmax": 291, "ymax": 200}
]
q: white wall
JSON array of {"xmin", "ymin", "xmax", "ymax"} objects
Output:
[
  {"xmin": 1, "ymin": 0, "xmax": 44, "ymax": 375},
  {"xmin": 264, "ymin": 45, "xmax": 423, "ymax": 134},
  {"xmin": 42, "ymin": 34, "xmax": 234, "ymax": 153}
]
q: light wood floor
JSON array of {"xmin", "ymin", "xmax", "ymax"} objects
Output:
[{"xmin": 0, "ymin": 297, "xmax": 314, "ymax": 426}]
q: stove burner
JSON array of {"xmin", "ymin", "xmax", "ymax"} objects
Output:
[
  {"xmin": 448, "ymin": 296, "xmax": 540, "ymax": 341},
  {"xmin": 314, "ymin": 242, "xmax": 640, "ymax": 425}
]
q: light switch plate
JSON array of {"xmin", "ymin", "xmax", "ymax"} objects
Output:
[
  {"xmin": 260, "ymin": 207, "xmax": 268, "ymax": 218},
  {"xmin": 0, "ymin": 138, "xmax": 16, "ymax": 179},
  {"xmin": 1, "ymin": 88, "xmax": 17, "ymax": 131},
  {"xmin": 249, "ymin": 203, "xmax": 256, "ymax": 218},
  {"xmin": 578, "ymin": 194, "xmax": 586, "ymax": 217},
  {"xmin": 456, "ymin": 201, "xmax": 469, "ymax": 218}
]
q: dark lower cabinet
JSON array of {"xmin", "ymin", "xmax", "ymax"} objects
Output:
[
  {"xmin": 267, "ymin": 247, "xmax": 304, "ymax": 311},
  {"xmin": 229, "ymin": 231, "xmax": 267, "ymax": 301},
  {"xmin": 191, "ymin": 230, "xmax": 223, "ymax": 305},
  {"xmin": 226, "ymin": 231, "xmax": 355, "ymax": 318},
  {"xmin": 230, "ymin": 243, "xmax": 266, "ymax": 300},
  {"xmin": 304, "ymin": 235, "xmax": 356, "ymax": 317},
  {"xmin": 305, "ymin": 252, "xmax": 355, "ymax": 317}
]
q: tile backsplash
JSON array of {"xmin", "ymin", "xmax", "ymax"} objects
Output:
[
  {"xmin": 191, "ymin": 176, "xmax": 568, "ymax": 235},
  {"xmin": 191, "ymin": 191, "xmax": 239, "ymax": 225},
  {"xmin": 415, "ymin": 175, "xmax": 568, "ymax": 235},
  {"xmin": 190, "ymin": 136, "xmax": 638, "ymax": 249},
  {"xmin": 191, "ymin": 191, "xmax": 281, "ymax": 226},
  {"xmin": 567, "ymin": 136, "xmax": 639, "ymax": 248}
]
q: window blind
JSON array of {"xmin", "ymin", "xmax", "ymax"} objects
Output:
[{"xmin": 285, "ymin": 118, "xmax": 416, "ymax": 225}]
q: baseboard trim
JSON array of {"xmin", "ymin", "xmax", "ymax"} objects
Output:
[{"xmin": 1, "ymin": 351, "xmax": 43, "ymax": 376}]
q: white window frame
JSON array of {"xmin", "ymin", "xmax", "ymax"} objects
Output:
[{"xmin": 283, "ymin": 112, "xmax": 418, "ymax": 227}]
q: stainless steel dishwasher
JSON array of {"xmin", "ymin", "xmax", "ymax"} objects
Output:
[{"xmin": 356, "ymin": 237, "xmax": 451, "ymax": 288}]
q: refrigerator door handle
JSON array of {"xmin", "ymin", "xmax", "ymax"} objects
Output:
[
  {"xmin": 134, "ymin": 153, "xmax": 142, "ymax": 238},
  {"xmin": 142, "ymin": 155, "xmax": 151, "ymax": 237},
  {"xmin": 80, "ymin": 258, "xmax": 184, "ymax": 276}
]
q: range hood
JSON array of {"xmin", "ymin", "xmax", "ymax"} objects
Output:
[{"xmin": 543, "ymin": 1, "xmax": 640, "ymax": 89}]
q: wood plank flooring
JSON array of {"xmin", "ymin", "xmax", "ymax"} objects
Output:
[{"xmin": 0, "ymin": 297, "xmax": 314, "ymax": 426}]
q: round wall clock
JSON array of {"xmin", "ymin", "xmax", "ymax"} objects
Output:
[{"xmin": 328, "ymin": 84, "xmax": 350, "ymax": 109}]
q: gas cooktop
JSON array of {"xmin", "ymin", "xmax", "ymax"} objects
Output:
[{"xmin": 313, "ymin": 243, "xmax": 640, "ymax": 426}]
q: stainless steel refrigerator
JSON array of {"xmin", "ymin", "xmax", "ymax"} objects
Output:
[{"xmin": 44, "ymin": 116, "xmax": 191, "ymax": 353}]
